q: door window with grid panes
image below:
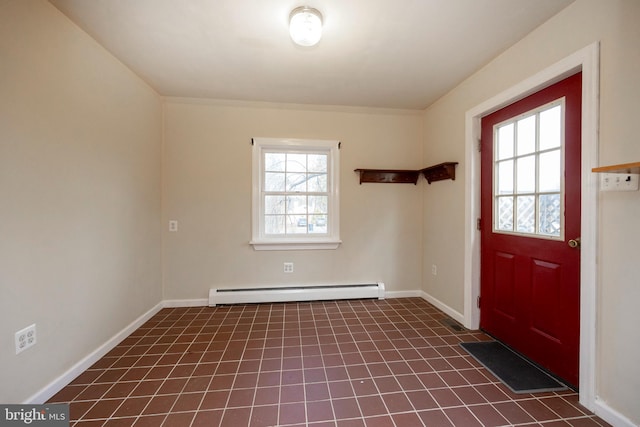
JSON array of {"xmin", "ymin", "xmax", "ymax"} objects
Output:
[
  {"xmin": 493, "ymin": 99, "xmax": 565, "ymax": 239},
  {"xmin": 251, "ymin": 138, "xmax": 341, "ymax": 250}
]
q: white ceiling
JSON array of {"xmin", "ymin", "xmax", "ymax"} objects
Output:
[{"xmin": 49, "ymin": 0, "xmax": 574, "ymax": 110}]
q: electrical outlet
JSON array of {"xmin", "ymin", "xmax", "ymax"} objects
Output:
[
  {"xmin": 169, "ymin": 220, "xmax": 178, "ymax": 232},
  {"xmin": 15, "ymin": 324, "xmax": 36, "ymax": 354},
  {"xmin": 431, "ymin": 264, "xmax": 437, "ymax": 276},
  {"xmin": 284, "ymin": 262, "xmax": 294, "ymax": 273},
  {"xmin": 600, "ymin": 173, "xmax": 639, "ymax": 192}
]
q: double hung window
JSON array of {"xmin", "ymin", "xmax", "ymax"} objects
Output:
[{"xmin": 251, "ymin": 138, "xmax": 341, "ymax": 250}]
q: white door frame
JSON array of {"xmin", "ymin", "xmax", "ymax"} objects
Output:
[{"xmin": 463, "ymin": 43, "xmax": 599, "ymax": 411}]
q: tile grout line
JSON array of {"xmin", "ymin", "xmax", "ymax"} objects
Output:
[
  {"xmin": 51, "ymin": 299, "xmax": 607, "ymax": 427},
  {"xmin": 170, "ymin": 306, "xmax": 216, "ymax": 427}
]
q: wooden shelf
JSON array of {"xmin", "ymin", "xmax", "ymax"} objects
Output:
[
  {"xmin": 421, "ymin": 162, "xmax": 458, "ymax": 184},
  {"xmin": 355, "ymin": 162, "xmax": 459, "ymax": 185},
  {"xmin": 592, "ymin": 162, "xmax": 640, "ymax": 174},
  {"xmin": 354, "ymin": 169, "xmax": 420, "ymax": 184}
]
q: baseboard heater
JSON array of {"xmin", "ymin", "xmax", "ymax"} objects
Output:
[{"xmin": 209, "ymin": 283, "xmax": 385, "ymax": 306}]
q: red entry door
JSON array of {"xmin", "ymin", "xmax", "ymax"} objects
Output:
[{"xmin": 480, "ymin": 72, "xmax": 582, "ymax": 388}]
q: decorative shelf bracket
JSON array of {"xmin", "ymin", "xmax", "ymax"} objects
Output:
[
  {"xmin": 421, "ymin": 162, "xmax": 458, "ymax": 184},
  {"xmin": 354, "ymin": 162, "xmax": 458, "ymax": 185}
]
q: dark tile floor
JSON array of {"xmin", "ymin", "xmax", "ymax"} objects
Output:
[{"xmin": 48, "ymin": 298, "xmax": 609, "ymax": 426}]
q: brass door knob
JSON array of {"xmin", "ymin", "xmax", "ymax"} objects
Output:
[{"xmin": 568, "ymin": 238, "xmax": 581, "ymax": 248}]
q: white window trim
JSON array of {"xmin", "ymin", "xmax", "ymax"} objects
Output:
[{"xmin": 250, "ymin": 137, "xmax": 341, "ymax": 251}]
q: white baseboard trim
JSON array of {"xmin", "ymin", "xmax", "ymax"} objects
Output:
[
  {"xmin": 418, "ymin": 292, "xmax": 637, "ymax": 426},
  {"xmin": 24, "ymin": 292, "xmax": 463, "ymax": 405},
  {"xmin": 23, "ymin": 294, "xmax": 635, "ymax": 426},
  {"xmin": 163, "ymin": 298, "xmax": 208, "ymax": 307},
  {"xmin": 24, "ymin": 302, "xmax": 164, "ymax": 404},
  {"xmin": 420, "ymin": 291, "xmax": 466, "ymax": 325},
  {"xmin": 385, "ymin": 290, "xmax": 422, "ymax": 299},
  {"xmin": 593, "ymin": 397, "xmax": 637, "ymax": 427}
]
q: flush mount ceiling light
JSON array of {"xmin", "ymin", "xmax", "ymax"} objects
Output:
[{"xmin": 289, "ymin": 6, "xmax": 323, "ymax": 47}]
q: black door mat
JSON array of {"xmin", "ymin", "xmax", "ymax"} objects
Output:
[{"xmin": 460, "ymin": 341, "xmax": 568, "ymax": 394}]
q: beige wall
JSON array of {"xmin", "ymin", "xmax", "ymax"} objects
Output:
[
  {"xmin": 3, "ymin": 0, "xmax": 639, "ymax": 423},
  {"xmin": 421, "ymin": 0, "xmax": 640, "ymax": 423},
  {"xmin": 162, "ymin": 101, "xmax": 423, "ymax": 300},
  {"xmin": 0, "ymin": 0, "xmax": 162, "ymax": 403}
]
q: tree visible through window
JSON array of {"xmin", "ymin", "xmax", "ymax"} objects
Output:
[
  {"xmin": 264, "ymin": 151, "xmax": 328, "ymax": 235},
  {"xmin": 251, "ymin": 138, "xmax": 341, "ymax": 250}
]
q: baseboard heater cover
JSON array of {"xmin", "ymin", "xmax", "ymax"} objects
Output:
[{"xmin": 209, "ymin": 283, "xmax": 385, "ymax": 306}]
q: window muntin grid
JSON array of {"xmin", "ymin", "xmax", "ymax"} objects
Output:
[
  {"xmin": 263, "ymin": 150, "xmax": 329, "ymax": 236},
  {"xmin": 493, "ymin": 98, "xmax": 565, "ymax": 239}
]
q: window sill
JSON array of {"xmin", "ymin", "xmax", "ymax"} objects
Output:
[{"xmin": 250, "ymin": 239, "xmax": 342, "ymax": 251}]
